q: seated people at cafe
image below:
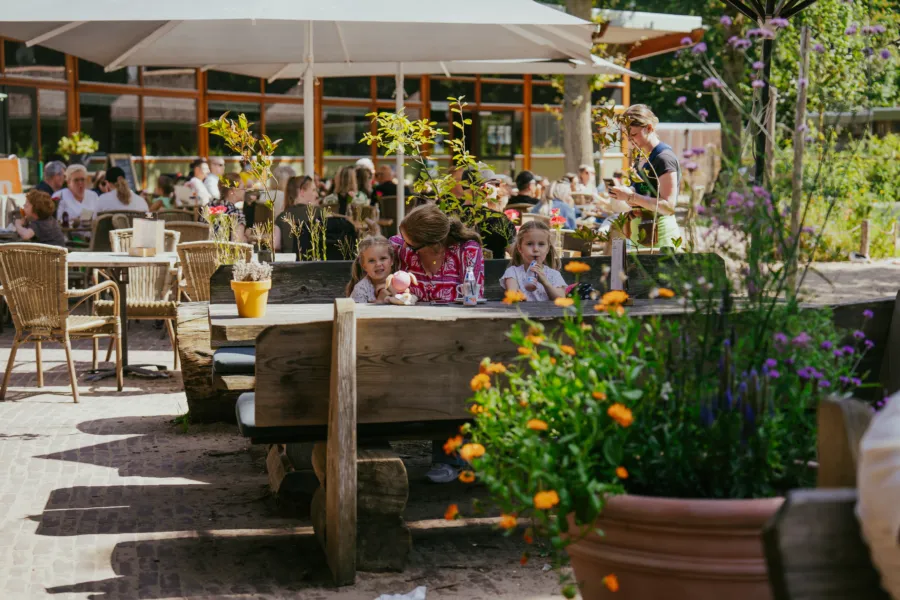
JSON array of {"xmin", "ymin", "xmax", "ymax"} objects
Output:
[
  {"xmin": 14, "ymin": 190, "xmax": 66, "ymax": 247},
  {"xmin": 356, "ymin": 164, "xmax": 374, "ymax": 204},
  {"xmin": 274, "ymin": 175, "xmax": 317, "ymax": 253},
  {"xmin": 322, "ymin": 166, "xmax": 368, "ymax": 216},
  {"xmin": 206, "ymin": 157, "xmax": 227, "ymax": 201},
  {"xmin": 457, "ymin": 166, "xmax": 516, "ymax": 260},
  {"xmin": 36, "ymin": 161, "xmax": 66, "ymax": 196},
  {"xmin": 149, "ymin": 175, "xmax": 177, "ymax": 211},
  {"xmin": 53, "ymin": 164, "xmax": 98, "ymax": 224},
  {"xmin": 508, "ymin": 170, "xmax": 542, "ymax": 207},
  {"xmin": 95, "ymin": 167, "xmax": 150, "ymax": 214},
  {"xmin": 274, "ymin": 175, "xmax": 356, "ymax": 259},
  {"xmin": 91, "ymin": 170, "xmax": 112, "ymax": 196},
  {"xmin": 187, "ymin": 158, "xmax": 212, "ymax": 206},
  {"xmin": 372, "ymin": 165, "xmax": 411, "ymax": 204},
  {"xmin": 531, "ymin": 179, "xmax": 577, "ymax": 230},
  {"xmin": 210, "ymin": 173, "xmax": 247, "ymax": 242}
]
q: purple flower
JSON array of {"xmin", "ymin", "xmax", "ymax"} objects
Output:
[
  {"xmin": 833, "ymin": 348, "xmax": 844, "ymax": 358},
  {"xmin": 785, "ymin": 358, "xmax": 795, "ymax": 366},
  {"xmin": 842, "ymin": 346, "xmax": 855, "ymax": 355},
  {"xmin": 693, "ymin": 42, "xmax": 708, "ymax": 54},
  {"xmin": 681, "ymin": 36, "xmax": 693, "ymax": 46},
  {"xmin": 821, "ymin": 341, "xmax": 833, "ymax": 350},
  {"xmin": 765, "ymin": 358, "xmax": 778, "ymax": 369},
  {"xmin": 881, "ymin": 49, "xmax": 892, "ymax": 60},
  {"xmin": 703, "ymin": 77, "xmax": 724, "ymax": 89},
  {"xmin": 698, "ymin": 109, "xmax": 709, "ymax": 121},
  {"xmin": 676, "ymin": 96, "xmax": 687, "ymax": 106},
  {"xmin": 720, "ymin": 15, "xmax": 733, "ymax": 27},
  {"xmin": 683, "ymin": 149, "xmax": 694, "ymax": 159},
  {"xmin": 840, "ymin": 376, "xmax": 851, "ymax": 385},
  {"xmin": 874, "ymin": 25, "xmax": 887, "ymax": 34},
  {"xmin": 853, "ymin": 330, "xmax": 866, "ymax": 339},
  {"xmin": 863, "ymin": 309, "xmax": 874, "ymax": 319},
  {"xmin": 752, "ymin": 185, "xmax": 771, "ymax": 199},
  {"xmin": 862, "ymin": 25, "xmax": 875, "ymax": 35},
  {"xmin": 814, "ymin": 43, "xmax": 826, "ymax": 53},
  {"xmin": 774, "ymin": 332, "xmax": 788, "ymax": 345},
  {"xmin": 733, "ymin": 38, "xmax": 752, "ymax": 50},
  {"xmin": 820, "ymin": 379, "xmax": 831, "ymax": 388},
  {"xmin": 726, "ymin": 191, "xmax": 744, "ymax": 208},
  {"xmin": 752, "ymin": 79, "xmax": 766, "ymax": 89},
  {"xmin": 753, "ymin": 61, "xmax": 765, "ymax": 70},
  {"xmin": 845, "ymin": 24, "xmax": 858, "ymax": 35},
  {"xmin": 797, "ymin": 367, "xmax": 812, "ymax": 380},
  {"xmin": 768, "ymin": 369, "xmax": 781, "ymax": 379},
  {"xmin": 748, "ymin": 28, "xmax": 776, "ymax": 39},
  {"xmin": 801, "ymin": 225, "xmax": 815, "ymax": 234},
  {"xmin": 692, "ymin": 147, "xmax": 706, "ymax": 156},
  {"xmin": 865, "ymin": 339, "xmax": 875, "ymax": 350},
  {"xmin": 863, "ymin": 47, "xmax": 875, "ymax": 57},
  {"xmin": 684, "ymin": 161, "xmax": 699, "ymax": 172},
  {"xmin": 798, "ymin": 77, "xmax": 808, "ymax": 88},
  {"xmin": 852, "ymin": 377, "xmax": 862, "ymax": 387},
  {"xmin": 771, "ymin": 18, "xmax": 790, "ymax": 29}
]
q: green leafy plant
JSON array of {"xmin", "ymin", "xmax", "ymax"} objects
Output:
[{"xmin": 57, "ymin": 131, "xmax": 99, "ymax": 160}]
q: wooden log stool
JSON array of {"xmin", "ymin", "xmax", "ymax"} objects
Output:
[
  {"xmin": 265, "ymin": 443, "xmax": 319, "ymax": 516},
  {"xmin": 310, "ymin": 442, "xmax": 411, "ymax": 572}
]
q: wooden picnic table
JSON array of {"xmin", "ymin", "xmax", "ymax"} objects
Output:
[{"xmin": 208, "ymin": 299, "xmax": 688, "ymax": 349}]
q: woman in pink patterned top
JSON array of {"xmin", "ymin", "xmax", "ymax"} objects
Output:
[{"xmin": 389, "ymin": 204, "xmax": 485, "ymax": 304}]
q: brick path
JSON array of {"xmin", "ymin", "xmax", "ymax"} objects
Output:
[{"xmin": 0, "ymin": 322, "xmax": 562, "ymax": 600}]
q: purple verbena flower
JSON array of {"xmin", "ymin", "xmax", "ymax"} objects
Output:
[
  {"xmin": 771, "ymin": 18, "xmax": 790, "ymax": 29},
  {"xmin": 863, "ymin": 47, "xmax": 875, "ymax": 57},
  {"xmin": 692, "ymin": 147, "xmax": 706, "ymax": 156},
  {"xmin": 839, "ymin": 375, "xmax": 851, "ymax": 385},
  {"xmin": 814, "ymin": 43, "xmax": 826, "ymax": 53},
  {"xmin": 676, "ymin": 96, "xmax": 687, "ymax": 106},
  {"xmin": 862, "ymin": 25, "xmax": 875, "ymax": 35},
  {"xmin": 851, "ymin": 377, "xmax": 862, "ymax": 387},
  {"xmin": 693, "ymin": 42, "xmax": 708, "ymax": 54},
  {"xmin": 748, "ymin": 28, "xmax": 776, "ymax": 39},
  {"xmin": 753, "ymin": 61, "xmax": 765, "ymax": 70},
  {"xmin": 768, "ymin": 369, "xmax": 780, "ymax": 379},
  {"xmin": 774, "ymin": 332, "xmax": 788, "ymax": 345},
  {"xmin": 873, "ymin": 25, "xmax": 887, "ymax": 34},
  {"xmin": 681, "ymin": 36, "xmax": 693, "ymax": 46},
  {"xmin": 752, "ymin": 185, "xmax": 772, "ymax": 199},
  {"xmin": 865, "ymin": 339, "xmax": 875, "ymax": 350},
  {"xmin": 720, "ymin": 15, "xmax": 733, "ymax": 27},
  {"xmin": 821, "ymin": 341, "xmax": 833, "ymax": 350},
  {"xmin": 698, "ymin": 109, "xmax": 709, "ymax": 121},
  {"xmin": 797, "ymin": 367, "xmax": 812, "ymax": 380},
  {"xmin": 684, "ymin": 161, "xmax": 699, "ymax": 172},
  {"xmin": 801, "ymin": 226, "xmax": 815, "ymax": 234},
  {"xmin": 763, "ymin": 358, "xmax": 777, "ymax": 369},
  {"xmin": 853, "ymin": 330, "xmax": 866, "ymax": 339},
  {"xmin": 752, "ymin": 79, "xmax": 766, "ymax": 89},
  {"xmin": 820, "ymin": 379, "xmax": 832, "ymax": 388},
  {"xmin": 863, "ymin": 309, "xmax": 874, "ymax": 319},
  {"xmin": 842, "ymin": 346, "xmax": 855, "ymax": 355},
  {"xmin": 683, "ymin": 149, "xmax": 694, "ymax": 159},
  {"xmin": 734, "ymin": 38, "xmax": 752, "ymax": 50},
  {"xmin": 798, "ymin": 77, "xmax": 808, "ymax": 88},
  {"xmin": 726, "ymin": 192, "xmax": 744, "ymax": 208},
  {"xmin": 785, "ymin": 358, "xmax": 795, "ymax": 366},
  {"xmin": 833, "ymin": 348, "xmax": 844, "ymax": 358},
  {"xmin": 845, "ymin": 24, "xmax": 858, "ymax": 35},
  {"xmin": 703, "ymin": 77, "xmax": 724, "ymax": 89},
  {"xmin": 881, "ymin": 49, "xmax": 892, "ymax": 60}
]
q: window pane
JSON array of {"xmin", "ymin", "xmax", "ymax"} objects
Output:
[
  {"xmin": 5, "ymin": 90, "xmax": 37, "ymax": 159},
  {"xmin": 322, "ymin": 105, "xmax": 369, "ymax": 158},
  {"xmin": 477, "ymin": 111, "xmax": 521, "ymax": 160},
  {"xmin": 427, "ymin": 109, "xmax": 451, "ymax": 156},
  {"xmin": 323, "ymin": 77, "xmax": 370, "ymax": 99},
  {"xmin": 376, "ymin": 77, "xmax": 421, "ymax": 102},
  {"xmin": 430, "ymin": 78, "xmax": 475, "ymax": 105},
  {"xmin": 208, "ymin": 71, "xmax": 260, "ymax": 93},
  {"xmin": 265, "ymin": 103, "xmax": 304, "ymax": 156},
  {"xmin": 532, "ymin": 111, "xmax": 563, "ymax": 155},
  {"xmin": 144, "ymin": 97, "xmax": 198, "ymax": 156},
  {"xmin": 591, "ymin": 87, "xmax": 623, "ymax": 106},
  {"xmin": 78, "ymin": 60, "xmax": 138, "ymax": 85},
  {"xmin": 39, "ymin": 90, "xmax": 68, "ymax": 163},
  {"xmin": 78, "ymin": 92, "xmax": 139, "ymax": 155},
  {"xmin": 480, "ymin": 82, "xmax": 523, "ymax": 105},
  {"xmin": 4, "ymin": 41, "xmax": 66, "ymax": 81},
  {"xmin": 532, "ymin": 81, "xmax": 560, "ymax": 106},
  {"xmin": 207, "ymin": 101, "xmax": 261, "ymax": 156},
  {"xmin": 266, "ymin": 79, "xmax": 302, "ymax": 96},
  {"xmin": 143, "ymin": 67, "xmax": 196, "ymax": 90}
]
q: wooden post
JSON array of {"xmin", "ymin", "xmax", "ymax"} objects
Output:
[
  {"xmin": 326, "ymin": 298, "xmax": 357, "ymax": 585},
  {"xmin": 787, "ymin": 27, "xmax": 811, "ymax": 295},
  {"xmin": 860, "ymin": 219, "xmax": 870, "ymax": 258},
  {"xmin": 764, "ymin": 87, "xmax": 777, "ymax": 187},
  {"xmin": 686, "ymin": 185, "xmax": 705, "ymax": 252}
]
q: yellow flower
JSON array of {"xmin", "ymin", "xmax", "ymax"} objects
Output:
[
  {"xmin": 602, "ymin": 574, "xmax": 620, "ymax": 592},
  {"xmin": 554, "ymin": 297, "xmax": 575, "ymax": 308},
  {"xmin": 444, "ymin": 504, "xmax": 459, "ymax": 520},
  {"xmin": 518, "ymin": 347, "xmax": 533, "ymax": 357},
  {"xmin": 657, "ymin": 287, "xmax": 675, "ymax": 299},
  {"xmin": 503, "ymin": 289, "xmax": 526, "ymax": 305},
  {"xmin": 486, "ymin": 362, "xmax": 506, "ymax": 374},
  {"xmin": 602, "ymin": 290, "xmax": 629, "ymax": 306},
  {"xmin": 470, "ymin": 373, "xmax": 491, "ymax": 392},
  {"xmin": 469, "ymin": 404, "xmax": 486, "ymax": 415},
  {"xmin": 533, "ymin": 490, "xmax": 560, "ymax": 510},
  {"xmin": 608, "ymin": 403, "xmax": 634, "ymax": 428},
  {"xmin": 459, "ymin": 443, "xmax": 486, "ymax": 462},
  {"xmin": 459, "ymin": 470, "xmax": 476, "ymax": 483},
  {"xmin": 616, "ymin": 466, "xmax": 629, "ymax": 479},
  {"xmin": 559, "ymin": 345, "xmax": 575, "ymax": 356},
  {"xmin": 594, "ymin": 302, "xmax": 608, "ymax": 312},
  {"xmin": 527, "ymin": 419, "xmax": 548, "ymax": 431},
  {"xmin": 499, "ymin": 514, "xmax": 517, "ymax": 529},
  {"xmin": 592, "ymin": 390, "xmax": 607, "ymax": 401},
  {"xmin": 526, "ymin": 334, "xmax": 545, "ymax": 345},
  {"xmin": 443, "ymin": 435, "xmax": 463, "ymax": 455},
  {"xmin": 564, "ymin": 261, "xmax": 591, "ymax": 274}
]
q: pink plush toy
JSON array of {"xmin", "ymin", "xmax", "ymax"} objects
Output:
[{"xmin": 385, "ymin": 270, "xmax": 418, "ymax": 305}]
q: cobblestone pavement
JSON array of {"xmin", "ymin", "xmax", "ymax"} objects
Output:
[{"xmin": 0, "ymin": 322, "xmax": 562, "ymax": 600}]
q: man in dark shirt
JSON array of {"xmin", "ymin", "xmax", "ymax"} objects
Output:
[
  {"xmin": 35, "ymin": 161, "xmax": 66, "ymax": 196},
  {"xmin": 372, "ymin": 165, "xmax": 411, "ymax": 203},
  {"xmin": 506, "ymin": 170, "xmax": 542, "ymax": 207}
]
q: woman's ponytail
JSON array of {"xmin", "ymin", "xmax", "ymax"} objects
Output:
[{"xmin": 115, "ymin": 177, "xmax": 131, "ymax": 205}]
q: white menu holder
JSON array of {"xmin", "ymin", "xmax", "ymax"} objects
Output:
[{"xmin": 130, "ymin": 217, "xmax": 164, "ymax": 256}]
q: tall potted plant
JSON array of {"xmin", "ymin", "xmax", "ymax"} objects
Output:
[{"xmin": 57, "ymin": 131, "xmax": 99, "ymax": 166}]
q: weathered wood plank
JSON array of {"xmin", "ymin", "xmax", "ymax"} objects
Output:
[
  {"xmin": 830, "ymin": 296, "xmax": 894, "ymax": 401},
  {"xmin": 312, "ymin": 444, "xmax": 409, "ymax": 517},
  {"xmin": 817, "ymin": 397, "xmax": 874, "ymax": 489},
  {"xmin": 326, "ymin": 299, "xmax": 357, "ymax": 586},
  {"xmin": 762, "ymin": 488, "xmax": 890, "ymax": 600},
  {"xmin": 213, "ymin": 374, "xmax": 255, "ymax": 391},
  {"xmin": 881, "ymin": 291, "xmax": 900, "ymax": 397}
]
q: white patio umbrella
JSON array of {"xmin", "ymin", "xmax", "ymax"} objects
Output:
[{"xmin": 0, "ymin": 0, "xmax": 595, "ymax": 196}]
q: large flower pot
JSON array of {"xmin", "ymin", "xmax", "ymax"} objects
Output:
[
  {"xmin": 231, "ymin": 279, "xmax": 272, "ymax": 318},
  {"xmin": 566, "ymin": 494, "xmax": 783, "ymax": 600}
]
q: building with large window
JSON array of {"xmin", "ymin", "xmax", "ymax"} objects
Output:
[{"xmin": 0, "ymin": 10, "xmax": 702, "ymax": 190}]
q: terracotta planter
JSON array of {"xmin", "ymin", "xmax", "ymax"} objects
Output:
[
  {"xmin": 566, "ymin": 494, "xmax": 783, "ymax": 600},
  {"xmin": 231, "ymin": 279, "xmax": 272, "ymax": 318}
]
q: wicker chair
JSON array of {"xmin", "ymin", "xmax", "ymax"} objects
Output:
[
  {"xmin": 176, "ymin": 241, "xmax": 252, "ymax": 302},
  {"xmin": 93, "ymin": 229, "xmax": 182, "ymax": 370},
  {"xmin": 157, "ymin": 209, "xmax": 195, "ymax": 223},
  {"xmin": 166, "ymin": 222, "xmax": 210, "ymax": 244},
  {"xmin": 89, "ymin": 214, "xmax": 117, "ymax": 252},
  {"xmin": 0, "ymin": 243, "xmax": 123, "ymax": 402}
]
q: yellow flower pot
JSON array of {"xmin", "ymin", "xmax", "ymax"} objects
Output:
[{"xmin": 231, "ymin": 279, "xmax": 272, "ymax": 318}]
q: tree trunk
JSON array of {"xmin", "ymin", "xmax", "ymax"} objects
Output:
[{"xmin": 563, "ymin": 0, "xmax": 594, "ymax": 173}]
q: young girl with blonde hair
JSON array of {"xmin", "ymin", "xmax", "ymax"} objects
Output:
[
  {"xmin": 346, "ymin": 235, "xmax": 396, "ymax": 304},
  {"xmin": 501, "ymin": 220, "xmax": 567, "ymax": 301}
]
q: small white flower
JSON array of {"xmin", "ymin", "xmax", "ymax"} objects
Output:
[{"xmin": 661, "ymin": 381, "xmax": 673, "ymax": 401}]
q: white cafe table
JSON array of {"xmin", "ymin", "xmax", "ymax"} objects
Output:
[{"xmin": 67, "ymin": 251, "xmax": 179, "ymax": 380}]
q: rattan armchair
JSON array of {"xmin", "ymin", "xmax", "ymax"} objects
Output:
[
  {"xmin": 176, "ymin": 241, "xmax": 252, "ymax": 302},
  {"xmin": 93, "ymin": 229, "xmax": 182, "ymax": 370},
  {"xmin": 157, "ymin": 209, "xmax": 194, "ymax": 223},
  {"xmin": 0, "ymin": 243, "xmax": 123, "ymax": 402},
  {"xmin": 165, "ymin": 222, "xmax": 210, "ymax": 244}
]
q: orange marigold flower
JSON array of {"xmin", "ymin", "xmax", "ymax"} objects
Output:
[
  {"xmin": 616, "ymin": 466, "xmax": 629, "ymax": 479},
  {"xmin": 608, "ymin": 403, "xmax": 634, "ymax": 428},
  {"xmin": 592, "ymin": 391, "xmax": 607, "ymax": 401},
  {"xmin": 602, "ymin": 574, "xmax": 620, "ymax": 592},
  {"xmin": 486, "ymin": 362, "xmax": 507, "ymax": 374},
  {"xmin": 444, "ymin": 504, "xmax": 459, "ymax": 520},
  {"xmin": 518, "ymin": 347, "xmax": 533, "ymax": 357},
  {"xmin": 499, "ymin": 514, "xmax": 517, "ymax": 529},
  {"xmin": 470, "ymin": 373, "xmax": 491, "ymax": 392},
  {"xmin": 520, "ymin": 552, "xmax": 529, "ymax": 566},
  {"xmin": 657, "ymin": 287, "xmax": 676, "ymax": 299},
  {"xmin": 549, "ymin": 357, "xmax": 557, "ymax": 365},
  {"xmin": 459, "ymin": 443, "xmax": 486, "ymax": 462},
  {"xmin": 613, "ymin": 305, "xmax": 625, "ymax": 317},
  {"xmin": 528, "ymin": 325, "xmax": 543, "ymax": 337},
  {"xmin": 503, "ymin": 289, "xmax": 527, "ymax": 305},
  {"xmin": 602, "ymin": 290, "xmax": 629, "ymax": 306},
  {"xmin": 523, "ymin": 528, "xmax": 534, "ymax": 544},
  {"xmin": 526, "ymin": 334, "xmax": 544, "ymax": 345},
  {"xmin": 469, "ymin": 404, "xmax": 486, "ymax": 415},
  {"xmin": 527, "ymin": 418, "xmax": 548, "ymax": 431},
  {"xmin": 533, "ymin": 490, "xmax": 560, "ymax": 510},
  {"xmin": 459, "ymin": 470, "xmax": 476, "ymax": 483},
  {"xmin": 554, "ymin": 297, "xmax": 575, "ymax": 308},
  {"xmin": 559, "ymin": 345, "xmax": 575, "ymax": 356},
  {"xmin": 564, "ymin": 261, "xmax": 591, "ymax": 274},
  {"xmin": 443, "ymin": 435, "xmax": 463, "ymax": 455}
]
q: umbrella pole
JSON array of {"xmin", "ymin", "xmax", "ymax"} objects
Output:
[
  {"xmin": 396, "ymin": 62, "xmax": 405, "ymax": 222},
  {"xmin": 303, "ymin": 21, "xmax": 315, "ymax": 178}
]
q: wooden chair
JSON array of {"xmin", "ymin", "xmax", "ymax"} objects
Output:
[
  {"xmin": 378, "ymin": 195, "xmax": 397, "ymax": 237},
  {"xmin": 157, "ymin": 209, "xmax": 195, "ymax": 223},
  {"xmin": 176, "ymin": 241, "xmax": 252, "ymax": 302},
  {"xmin": 0, "ymin": 243, "xmax": 123, "ymax": 402},
  {"xmin": 165, "ymin": 222, "xmax": 210, "ymax": 244}
]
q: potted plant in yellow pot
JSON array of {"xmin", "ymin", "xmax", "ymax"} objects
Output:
[{"xmin": 231, "ymin": 259, "xmax": 272, "ymax": 318}]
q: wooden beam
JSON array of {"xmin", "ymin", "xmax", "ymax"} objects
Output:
[
  {"xmin": 627, "ymin": 29, "xmax": 705, "ymax": 62},
  {"xmin": 326, "ymin": 298, "xmax": 357, "ymax": 585},
  {"xmin": 197, "ymin": 69, "xmax": 208, "ymax": 157}
]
